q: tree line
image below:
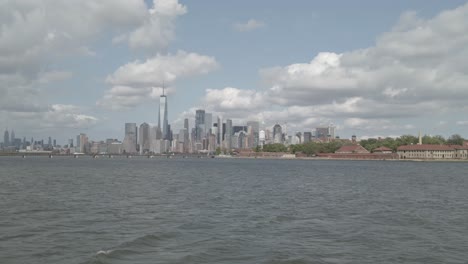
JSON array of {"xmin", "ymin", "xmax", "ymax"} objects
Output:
[{"xmin": 257, "ymin": 134, "xmax": 466, "ymax": 156}]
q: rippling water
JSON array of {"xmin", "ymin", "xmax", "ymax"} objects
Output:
[{"xmin": 1, "ymin": 157, "xmax": 467, "ymax": 264}]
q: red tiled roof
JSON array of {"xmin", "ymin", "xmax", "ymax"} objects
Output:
[
  {"xmin": 450, "ymin": 145, "xmax": 468, "ymax": 150},
  {"xmin": 335, "ymin": 145, "xmax": 370, "ymax": 153},
  {"xmin": 397, "ymin": 144, "xmax": 455, "ymax": 151}
]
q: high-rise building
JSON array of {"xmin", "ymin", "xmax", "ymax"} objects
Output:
[
  {"xmin": 316, "ymin": 125, "xmax": 336, "ymax": 140},
  {"xmin": 216, "ymin": 116, "xmax": 222, "ymax": 145},
  {"xmin": 139, "ymin": 122, "xmax": 151, "ymax": 154},
  {"xmin": 273, "ymin": 124, "xmax": 283, "ymax": 144},
  {"xmin": 184, "ymin": 118, "xmax": 189, "ymax": 131},
  {"xmin": 205, "ymin": 113, "xmax": 212, "ymax": 137},
  {"xmin": 158, "ymin": 89, "xmax": 169, "ymax": 140},
  {"xmin": 77, "ymin": 133, "xmax": 88, "ymax": 153},
  {"xmin": 303, "ymin": 132, "xmax": 312, "ymax": 143},
  {"xmin": 68, "ymin": 139, "xmax": 74, "ymax": 148},
  {"xmin": 3, "ymin": 129, "xmax": 9, "ymax": 147},
  {"xmin": 195, "ymin": 109, "xmax": 205, "ymax": 142},
  {"xmin": 123, "ymin": 123, "xmax": 137, "ymax": 153},
  {"xmin": 225, "ymin": 119, "xmax": 233, "ymax": 151},
  {"xmin": 247, "ymin": 121, "xmax": 260, "ymax": 147},
  {"xmin": 183, "ymin": 118, "xmax": 189, "ymax": 153},
  {"xmin": 233, "ymin": 126, "xmax": 247, "ymax": 134}
]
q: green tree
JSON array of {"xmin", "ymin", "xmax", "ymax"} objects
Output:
[
  {"xmin": 447, "ymin": 134, "xmax": 464, "ymax": 145},
  {"xmin": 262, "ymin": 143, "xmax": 288, "ymax": 152}
]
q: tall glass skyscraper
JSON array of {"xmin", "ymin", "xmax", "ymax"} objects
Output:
[
  {"xmin": 195, "ymin": 109, "xmax": 205, "ymax": 142},
  {"xmin": 158, "ymin": 90, "xmax": 168, "ymax": 140}
]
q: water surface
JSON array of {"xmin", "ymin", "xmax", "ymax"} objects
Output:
[{"xmin": 1, "ymin": 157, "xmax": 467, "ymax": 263}]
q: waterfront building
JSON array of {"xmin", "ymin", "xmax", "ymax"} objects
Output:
[
  {"xmin": 335, "ymin": 145, "xmax": 370, "ymax": 154},
  {"xmin": 108, "ymin": 141, "xmax": 123, "ymax": 154},
  {"xmin": 77, "ymin": 133, "xmax": 88, "ymax": 153},
  {"xmin": 139, "ymin": 122, "xmax": 151, "ymax": 154},
  {"xmin": 373, "ymin": 146, "xmax": 393, "ymax": 154},
  {"xmin": 123, "ymin": 123, "xmax": 137, "ymax": 154},
  {"xmin": 396, "ymin": 144, "xmax": 468, "ymax": 160}
]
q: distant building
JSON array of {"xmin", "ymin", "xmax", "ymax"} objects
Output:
[
  {"xmin": 303, "ymin": 132, "xmax": 312, "ymax": 143},
  {"xmin": 273, "ymin": 124, "xmax": 282, "ymax": 144},
  {"xmin": 77, "ymin": 133, "xmax": 88, "ymax": 153},
  {"xmin": 195, "ymin": 109, "xmax": 205, "ymax": 142},
  {"xmin": 373, "ymin": 146, "xmax": 393, "ymax": 154},
  {"xmin": 396, "ymin": 144, "xmax": 468, "ymax": 160},
  {"xmin": 3, "ymin": 129, "xmax": 9, "ymax": 147},
  {"xmin": 225, "ymin": 119, "xmax": 233, "ymax": 151},
  {"xmin": 204, "ymin": 113, "xmax": 212, "ymax": 138},
  {"xmin": 123, "ymin": 123, "xmax": 137, "ymax": 153},
  {"xmin": 247, "ymin": 121, "xmax": 260, "ymax": 147},
  {"xmin": 335, "ymin": 145, "xmax": 370, "ymax": 154},
  {"xmin": 139, "ymin": 122, "xmax": 151, "ymax": 154},
  {"xmin": 158, "ymin": 88, "xmax": 169, "ymax": 140},
  {"xmin": 316, "ymin": 125, "xmax": 336, "ymax": 140}
]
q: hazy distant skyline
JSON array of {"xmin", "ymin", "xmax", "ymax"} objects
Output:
[{"xmin": 1, "ymin": 0, "xmax": 468, "ymax": 143}]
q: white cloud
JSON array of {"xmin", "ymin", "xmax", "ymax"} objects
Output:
[
  {"xmin": 456, "ymin": 121, "xmax": 468, "ymax": 126},
  {"xmin": 126, "ymin": 0, "xmax": 187, "ymax": 51},
  {"xmin": 99, "ymin": 51, "xmax": 218, "ymax": 110},
  {"xmin": 234, "ymin": 19, "xmax": 265, "ymax": 32},
  {"xmin": 37, "ymin": 71, "xmax": 73, "ymax": 84},
  {"xmin": 193, "ymin": 3, "xmax": 468, "ymax": 135},
  {"xmin": 0, "ymin": 0, "xmax": 188, "ymax": 132}
]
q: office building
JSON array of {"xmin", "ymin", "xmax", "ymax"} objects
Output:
[
  {"xmin": 139, "ymin": 122, "xmax": 150, "ymax": 154},
  {"xmin": 158, "ymin": 89, "xmax": 169, "ymax": 140},
  {"xmin": 195, "ymin": 109, "xmax": 205, "ymax": 141},
  {"xmin": 123, "ymin": 123, "xmax": 137, "ymax": 153}
]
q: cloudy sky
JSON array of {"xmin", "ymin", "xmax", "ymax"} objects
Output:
[{"xmin": 2, "ymin": 0, "xmax": 468, "ymax": 143}]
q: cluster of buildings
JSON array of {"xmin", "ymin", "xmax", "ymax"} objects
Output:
[
  {"xmin": 4, "ymin": 90, "xmax": 467, "ymax": 160},
  {"xmin": 1, "ymin": 129, "xmax": 57, "ymax": 153},
  {"xmin": 1, "ymin": 89, "xmax": 337, "ymax": 155}
]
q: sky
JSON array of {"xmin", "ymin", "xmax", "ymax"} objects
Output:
[{"xmin": 1, "ymin": 0, "xmax": 468, "ymax": 143}]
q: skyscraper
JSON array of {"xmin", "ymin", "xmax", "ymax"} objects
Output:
[
  {"xmin": 204, "ymin": 113, "xmax": 212, "ymax": 137},
  {"xmin": 217, "ymin": 115, "xmax": 222, "ymax": 145},
  {"xmin": 3, "ymin": 129, "xmax": 9, "ymax": 147},
  {"xmin": 184, "ymin": 118, "xmax": 189, "ymax": 152},
  {"xmin": 273, "ymin": 124, "xmax": 283, "ymax": 144},
  {"xmin": 195, "ymin": 109, "xmax": 205, "ymax": 142},
  {"xmin": 77, "ymin": 133, "xmax": 88, "ymax": 153},
  {"xmin": 158, "ymin": 88, "xmax": 169, "ymax": 140},
  {"xmin": 139, "ymin": 122, "xmax": 150, "ymax": 154},
  {"xmin": 247, "ymin": 121, "xmax": 260, "ymax": 147},
  {"xmin": 123, "ymin": 123, "xmax": 137, "ymax": 153},
  {"xmin": 225, "ymin": 119, "xmax": 233, "ymax": 151}
]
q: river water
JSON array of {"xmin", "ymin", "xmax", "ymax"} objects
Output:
[{"xmin": 0, "ymin": 157, "xmax": 467, "ymax": 264}]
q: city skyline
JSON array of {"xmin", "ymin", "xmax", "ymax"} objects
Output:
[{"xmin": 1, "ymin": 1, "xmax": 468, "ymax": 143}]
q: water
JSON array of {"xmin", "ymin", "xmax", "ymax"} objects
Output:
[{"xmin": 1, "ymin": 157, "xmax": 467, "ymax": 264}]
